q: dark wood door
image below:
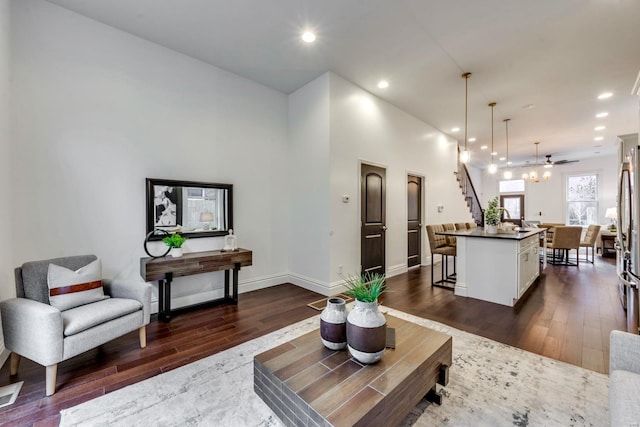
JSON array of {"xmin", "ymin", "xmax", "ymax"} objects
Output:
[
  {"xmin": 407, "ymin": 175, "xmax": 422, "ymax": 268},
  {"xmin": 500, "ymin": 195, "xmax": 524, "ymax": 226},
  {"xmin": 361, "ymin": 164, "xmax": 386, "ymax": 275}
]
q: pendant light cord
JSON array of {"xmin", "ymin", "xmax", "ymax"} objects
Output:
[{"xmin": 462, "ymin": 72, "xmax": 471, "ymax": 155}]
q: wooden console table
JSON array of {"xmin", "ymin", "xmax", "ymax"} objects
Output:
[{"xmin": 140, "ymin": 249, "xmax": 252, "ymax": 322}]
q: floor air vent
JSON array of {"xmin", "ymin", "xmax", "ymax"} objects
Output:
[{"xmin": 0, "ymin": 381, "xmax": 23, "ymax": 409}]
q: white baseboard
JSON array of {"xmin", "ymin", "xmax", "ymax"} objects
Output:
[
  {"xmin": 387, "ymin": 263, "xmax": 407, "ymax": 278},
  {"xmin": 287, "ymin": 273, "xmax": 335, "ymax": 296},
  {"xmin": 149, "ymin": 272, "xmax": 304, "ymax": 313}
]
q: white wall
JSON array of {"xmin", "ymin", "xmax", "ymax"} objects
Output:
[
  {"xmin": 0, "ymin": 0, "xmax": 12, "ymax": 361},
  {"xmin": 10, "ymin": 0, "xmax": 290, "ymax": 309},
  {"xmin": 480, "ymin": 154, "xmax": 618, "ymax": 224},
  {"xmin": 328, "ymin": 74, "xmax": 473, "ymax": 286},
  {"xmin": 287, "ymin": 74, "xmax": 331, "ymax": 292}
]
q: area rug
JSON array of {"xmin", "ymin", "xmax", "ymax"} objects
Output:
[{"xmin": 59, "ymin": 307, "xmax": 609, "ymax": 426}]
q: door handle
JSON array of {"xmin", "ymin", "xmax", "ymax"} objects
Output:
[{"xmin": 382, "ymin": 225, "xmax": 387, "ymax": 231}]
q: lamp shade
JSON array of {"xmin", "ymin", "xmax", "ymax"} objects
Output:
[
  {"xmin": 605, "ymin": 207, "xmax": 617, "ymax": 220},
  {"xmin": 200, "ymin": 212, "xmax": 214, "ymax": 222}
]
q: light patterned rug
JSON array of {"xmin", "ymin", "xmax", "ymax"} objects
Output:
[{"xmin": 59, "ymin": 307, "xmax": 609, "ymax": 426}]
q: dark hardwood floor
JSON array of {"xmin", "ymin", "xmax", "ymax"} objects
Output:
[{"xmin": 0, "ymin": 254, "xmax": 625, "ymax": 426}]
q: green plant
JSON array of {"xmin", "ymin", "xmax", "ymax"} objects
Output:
[
  {"xmin": 162, "ymin": 233, "xmax": 187, "ymax": 248},
  {"xmin": 484, "ymin": 196, "xmax": 503, "ymax": 226},
  {"xmin": 342, "ymin": 272, "xmax": 387, "ymax": 302}
]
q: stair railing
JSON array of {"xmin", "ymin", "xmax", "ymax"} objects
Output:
[{"xmin": 454, "ymin": 153, "xmax": 484, "ymax": 226}]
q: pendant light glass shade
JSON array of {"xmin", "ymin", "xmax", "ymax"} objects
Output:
[
  {"xmin": 460, "ymin": 149, "xmax": 470, "ymax": 163},
  {"xmin": 460, "ymin": 73, "xmax": 472, "ymax": 164},
  {"xmin": 503, "ymin": 170, "xmax": 513, "ymax": 179}
]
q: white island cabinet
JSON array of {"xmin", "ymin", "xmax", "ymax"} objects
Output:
[{"xmin": 436, "ymin": 228, "xmax": 546, "ymax": 307}]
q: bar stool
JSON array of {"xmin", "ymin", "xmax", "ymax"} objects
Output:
[{"xmin": 426, "ymin": 224, "xmax": 456, "ymax": 289}]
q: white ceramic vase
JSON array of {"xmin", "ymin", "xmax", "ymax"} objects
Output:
[
  {"xmin": 170, "ymin": 247, "xmax": 183, "ymax": 257},
  {"xmin": 346, "ymin": 299, "xmax": 386, "ymax": 364},
  {"xmin": 320, "ymin": 297, "xmax": 348, "ymax": 350},
  {"xmin": 486, "ymin": 224, "xmax": 498, "ymax": 235}
]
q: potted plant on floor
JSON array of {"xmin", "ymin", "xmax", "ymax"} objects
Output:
[
  {"xmin": 484, "ymin": 196, "xmax": 503, "ymax": 235},
  {"xmin": 162, "ymin": 233, "xmax": 187, "ymax": 257},
  {"xmin": 343, "ymin": 272, "xmax": 388, "ymax": 364}
]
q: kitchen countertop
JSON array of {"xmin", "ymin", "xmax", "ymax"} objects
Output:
[{"xmin": 436, "ymin": 227, "xmax": 546, "ymax": 241}]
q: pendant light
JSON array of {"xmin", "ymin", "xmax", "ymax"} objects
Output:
[
  {"xmin": 522, "ymin": 142, "xmax": 542, "ymax": 182},
  {"xmin": 503, "ymin": 118, "xmax": 512, "ymax": 179},
  {"xmin": 488, "ymin": 102, "xmax": 497, "ymax": 174},
  {"xmin": 460, "ymin": 72, "xmax": 472, "ymax": 164}
]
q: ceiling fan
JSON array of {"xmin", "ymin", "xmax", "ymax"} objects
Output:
[{"xmin": 543, "ymin": 154, "xmax": 579, "ymax": 167}]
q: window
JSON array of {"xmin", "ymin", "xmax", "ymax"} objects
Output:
[
  {"xmin": 566, "ymin": 173, "xmax": 598, "ymax": 226},
  {"xmin": 499, "ymin": 179, "xmax": 525, "ymax": 193}
]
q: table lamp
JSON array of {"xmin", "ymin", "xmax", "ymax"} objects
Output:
[
  {"xmin": 200, "ymin": 212, "xmax": 214, "ymax": 230},
  {"xmin": 605, "ymin": 207, "xmax": 617, "ymax": 231}
]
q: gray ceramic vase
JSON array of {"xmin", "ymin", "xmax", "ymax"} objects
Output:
[
  {"xmin": 346, "ymin": 299, "xmax": 386, "ymax": 364},
  {"xmin": 320, "ymin": 297, "xmax": 348, "ymax": 350}
]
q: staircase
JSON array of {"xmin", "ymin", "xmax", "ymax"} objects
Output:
[{"xmin": 455, "ymin": 158, "xmax": 483, "ymax": 226}]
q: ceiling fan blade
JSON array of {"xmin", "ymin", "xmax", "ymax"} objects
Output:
[{"xmin": 553, "ymin": 159, "xmax": 579, "ymax": 165}]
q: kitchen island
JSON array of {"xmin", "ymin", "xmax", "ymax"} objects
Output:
[{"xmin": 436, "ymin": 228, "xmax": 546, "ymax": 307}]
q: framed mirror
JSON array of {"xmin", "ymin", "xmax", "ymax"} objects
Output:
[{"xmin": 146, "ymin": 178, "xmax": 233, "ymax": 240}]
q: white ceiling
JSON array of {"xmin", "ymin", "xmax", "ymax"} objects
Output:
[{"xmin": 45, "ymin": 0, "xmax": 640, "ymax": 169}]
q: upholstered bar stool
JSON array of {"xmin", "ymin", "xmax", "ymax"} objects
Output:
[
  {"xmin": 466, "ymin": 222, "xmax": 477, "ymax": 229},
  {"xmin": 454, "ymin": 223, "xmax": 467, "ymax": 231},
  {"xmin": 580, "ymin": 224, "xmax": 601, "ymax": 263},
  {"xmin": 546, "ymin": 226, "xmax": 582, "ymax": 266},
  {"xmin": 426, "ymin": 224, "xmax": 456, "ymax": 289}
]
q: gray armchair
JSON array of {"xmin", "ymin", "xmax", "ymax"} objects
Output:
[
  {"xmin": 610, "ymin": 330, "xmax": 640, "ymax": 425},
  {"xmin": 0, "ymin": 255, "xmax": 151, "ymax": 396}
]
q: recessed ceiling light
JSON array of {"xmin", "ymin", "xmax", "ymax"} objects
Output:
[
  {"xmin": 301, "ymin": 31, "xmax": 316, "ymax": 43},
  {"xmin": 468, "ymin": 137, "xmax": 476, "ymax": 142},
  {"xmin": 499, "ymin": 157, "xmax": 506, "ymax": 161},
  {"xmin": 596, "ymin": 112, "xmax": 609, "ymax": 118},
  {"xmin": 451, "ymin": 127, "xmax": 460, "ymax": 132},
  {"xmin": 594, "ymin": 126, "xmax": 606, "ymax": 131},
  {"xmin": 523, "ymin": 103, "xmax": 536, "ymax": 110},
  {"xmin": 491, "ymin": 151, "xmax": 498, "ymax": 156},
  {"xmin": 377, "ymin": 80, "xmax": 389, "ymax": 89},
  {"xmin": 594, "ymin": 136, "xmax": 604, "ymax": 141},
  {"xmin": 480, "ymin": 145, "xmax": 488, "ymax": 150},
  {"xmin": 507, "ymin": 161, "xmax": 513, "ymax": 165},
  {"xmin": 597, "ymin": 92, "xmax": 613, "ymax": 100}
]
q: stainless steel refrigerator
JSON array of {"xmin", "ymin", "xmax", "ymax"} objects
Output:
[{"xmin": 617, "ymin": 133, "xmax": 640, "ymax": 333}]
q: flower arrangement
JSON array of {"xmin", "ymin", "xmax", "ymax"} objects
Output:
[
  {"xmin": 162, "ymin": 233, "xmax": 187, "ymax": 248},
  {"xmin": 342, "ymin": 272, "xmax": 387, "ymax": 303},
  {"xmin": 484, "ymin": 196, "xmax": 503, "ymax": 226}
]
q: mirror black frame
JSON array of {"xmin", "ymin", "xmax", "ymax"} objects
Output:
[{"xmin": 145, "ymin": 178, "xmax": 233, "ymax": 241}]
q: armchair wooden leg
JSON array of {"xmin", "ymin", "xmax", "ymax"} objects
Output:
[
  {"xmin": 10, "ymin": 353, "xmax": 21, "ymax": 375},
  {"xmin": 139, "ymin": 325, "xmax": 147, "ymax": 348},
  {"xmin": 46, "ymin": 364, "xmax": 57, "ymax": 396}
]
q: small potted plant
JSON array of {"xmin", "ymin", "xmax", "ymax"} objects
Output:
[
  {"xmin": 484, "ymin": 196, "xmax": 503, "ymax": 234},
  {"xmin": 343, "ymin": 272, "xmax": 388, "ymax": 364},
  {"xmin": 162, "ymin": 233, "xmax": 187, "ymax": 257}
]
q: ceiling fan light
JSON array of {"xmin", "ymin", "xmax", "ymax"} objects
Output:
[{"xmin": 544, "ymin": 164, "xmax": 553, "ymax": 169}]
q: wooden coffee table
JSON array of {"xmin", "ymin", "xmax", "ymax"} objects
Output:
[{"xmin": 254, "ymin": 314, "xmax": 452, "ymax": 427}]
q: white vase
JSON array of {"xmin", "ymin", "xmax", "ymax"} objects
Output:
[
  {"xmin": 486, "ymin": 224, "xmax": 498, "ymax": 234},
  {"xmin": 170, "ymin": 247, "xmax": 183, "ymax": 257},
  {"xmin": 346, "ymin": 299, "xmax": 386, "ymax": 364},
  {"xmin": 320, "ymin": 297, "xmax": 348, "ymax": 350}
]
